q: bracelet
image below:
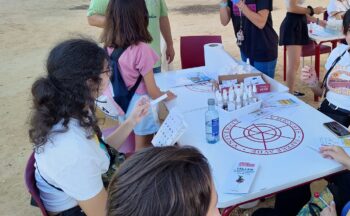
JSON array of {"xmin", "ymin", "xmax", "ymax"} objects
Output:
[
  {"xmin": 307, "ymin": 5, "xmax": 314, "ymax": 16},
  {"xmin": 219, "ymin": 1, "xmax": 228, "ymax": 8}
]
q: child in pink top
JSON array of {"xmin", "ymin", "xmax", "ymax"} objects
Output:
[{"xmin": 101, "ymin": 0, "xmax": 176, "ymax": 150}]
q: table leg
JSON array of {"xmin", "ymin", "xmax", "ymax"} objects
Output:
[
  {"xmin": 331, "ymin": 40, "xmax": 337, "ymax": 49},
  {"xmin": 314, "ymin": 44, "xmax": 321, "ymax": 102}
]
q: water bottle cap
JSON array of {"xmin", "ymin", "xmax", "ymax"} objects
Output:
[{"xmin": 208, "ymin": 98, "xmax": 215, "ymax": 105}]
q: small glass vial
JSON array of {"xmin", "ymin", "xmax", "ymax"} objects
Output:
[
  {"xmin": 243, "ymin": 92, "xmax": 249, "ymax": 107},
  {"xmin": 236, "ymin": 95, "xmax": 242, "ymax": 109},
  {"xmin": 215, "ymin": 91, "xmax": 223, "ymax": 107}
]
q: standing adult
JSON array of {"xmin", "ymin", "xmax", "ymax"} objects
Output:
[
  {"xmin": 279, "ymin": 0, "xmax": 326, "ymax": 96},
  {"xmin": 87, "ymin": 0, "xmax": 174, "ymax": 73},
  {"xmin": 219, "ymin": 0, "xmax": 278, "ymax": 78}
]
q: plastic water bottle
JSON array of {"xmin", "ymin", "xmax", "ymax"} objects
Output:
[{"xmin": 205, "ymin": 98, "xmax": 220, "ymax": 144}]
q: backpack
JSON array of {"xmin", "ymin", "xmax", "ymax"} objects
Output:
[{"xmin": 109, "ymin": 47, "xmax": 142, "ymax": 113}]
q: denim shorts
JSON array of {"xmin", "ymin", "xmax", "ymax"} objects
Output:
[{"xmin": 125, "ymin": 93, "xmax": 160, "ymax": 136}]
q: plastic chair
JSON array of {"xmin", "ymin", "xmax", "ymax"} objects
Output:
[
  {"xmin": 24, "ymin": 152, "xmax": 48, "ymax": 216},
  {"xmin": 180, "ymin": 35, "xmax": 222, "ymax": 69}
]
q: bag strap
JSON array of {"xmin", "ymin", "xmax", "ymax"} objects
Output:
[
  {"xmin": 109, "ymin": 47, "xmax": 126, "ymax": 85},
  {"xmin": 129, "ymin": 75, "xmax": 143, "ymax": 94},
  {"xmin": 35, "ymin": 162, "xmax": 64, "ymax": 192},
  {"xmin": 308, "ymin": 202, "xmax": 322, "ymax": 216},
  {"xmin": 109, "ymin": 47, "xmax": 142, "ymax": 95},
  {"xmin": 322, "ymin": 49, "xmax": 348, "ymax": 97}
]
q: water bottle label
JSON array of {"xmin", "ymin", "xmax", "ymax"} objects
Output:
[{"xmin": 212, "ymin": 118, "xmax": 219, "ymax": 136}]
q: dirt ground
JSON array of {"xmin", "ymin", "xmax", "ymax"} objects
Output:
[{"xmin": 0, "ymin": 0, "xmax": 330, "ymax": 215}]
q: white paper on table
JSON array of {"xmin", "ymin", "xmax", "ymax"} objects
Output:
[
  {"xmin": 155, "ymin": 69, "xmax": 211, "ymax": 90},
  {"xmin": 224, "ymin": 161, "xmax": 259, "ymax": 194},
  {"xmin": 187, "ymin": 72, "xmax": 212, "ymax": 84},
  {"xmin": 308, "ymin": 137, "xmax": 350, "ymax": 152},
  {"xmin": 151, "ymin": 109, "xmax": 188, "ymax": 147},
  {"xmin": 308, "ymin": 23, "xmax": 342, "ymax": 37},
  {"xmin": 261, "ymin": 92, "xmax": 301, "ymax": 108},
  {"xmin": 243, "ymin": 76, "xmax": 265, "ymax": 86}
]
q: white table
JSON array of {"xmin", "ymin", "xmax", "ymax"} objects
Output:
[{"xmin": 155, "ymin": 67, "xmax": 348, "ymax": 214}]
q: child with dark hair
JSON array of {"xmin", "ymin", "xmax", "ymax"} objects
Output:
[
  {"xmin": 87, "ymin": 0, "xmax": 175, "ymax": 72},
  {"xmin": 29, "ymin": 38, "xmax": 149, "ymax": 215},
  {"xmin": 101, "ymin": 0, "xmax": 176, "ymax": 151},
  {"xmin": 106, "ymin": 146, "xmax": 220, "ymax": 216}
]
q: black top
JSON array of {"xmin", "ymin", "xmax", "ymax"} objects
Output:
[{"xmin": 228, "ymin": 0, "xmax": 278, "ymax": 62}]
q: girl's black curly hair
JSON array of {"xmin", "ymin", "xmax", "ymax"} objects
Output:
[{"xmin": 29, "ymin": 38, "xmax": 108, "ymax": 151}]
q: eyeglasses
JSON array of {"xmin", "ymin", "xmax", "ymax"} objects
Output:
[{"xmin": 101, "ymin": 65, "xmax": 112, "ymax": 76}]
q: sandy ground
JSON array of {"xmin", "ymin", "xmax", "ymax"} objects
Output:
[{"xmin": 0, "ymin": 0, "xmax": 330, "ymax": 215}]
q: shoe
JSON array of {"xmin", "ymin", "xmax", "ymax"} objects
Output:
[{"xmin": 293, "ymin": 91, "xmax": 305, "ymax": 97}]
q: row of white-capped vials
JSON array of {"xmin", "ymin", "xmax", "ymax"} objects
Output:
[{"xmin": 215, "ymin": 83, "xmax": 259, "ymax": 111}]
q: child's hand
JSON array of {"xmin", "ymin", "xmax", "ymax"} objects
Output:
[
  {"xmin": 165, "ymin": 91, "xmax": 176, "ymax": 101},
  {"xmin": 320, "ymin": 201, "xmax": 336, "ymax": 216},
  {"xmin": 320, "ymin": 145, "xmax": 350, "ymax": 169},
  {"xmin": 128, "ymin": 96, "xmax": 150, "ymax": 125},
  {"xmin": 300, "ymin": 66, "xmax": 318, "ymax": 87}
]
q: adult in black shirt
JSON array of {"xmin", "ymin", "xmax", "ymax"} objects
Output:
[{"xmin": 220, "ymin": 0, "xmax": 278, "ymax": 78}]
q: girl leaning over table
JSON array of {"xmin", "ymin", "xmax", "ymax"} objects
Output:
[
  {"xmin": 219, "ymin": 0, "xmax": 278, "ymax": 78},
  {"xmin": 280, "ymin": 0, "xmax": 326, "ymax": 97},
  {"xmin": 29, "ymin": 39, "xmax": 149, "ymax": 216}
]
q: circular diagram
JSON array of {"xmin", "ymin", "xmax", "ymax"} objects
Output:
[
  {"xmin": 222, "ymin": 115, "xmax": 304, "ymax": 155},
  {"xmin": 185, "ymin": 82, "xmax": 213, "ymax": 93}
]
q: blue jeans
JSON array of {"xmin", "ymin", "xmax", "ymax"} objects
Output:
[
  {"xmin": 153, "ymin": 66, "xmax": 161, "ymax": 74},
  {"xmin": 240, "ymin": 52, "xmax": 277, "ymax": 79}
]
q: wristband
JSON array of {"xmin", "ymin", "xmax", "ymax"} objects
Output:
[
  {"xmin": 307, "ymin": 5, "xmax": 314, "ymax": 16},
  {"xmin": 219, "ymin": 2, "xmax": 228, "ymax": 8}
]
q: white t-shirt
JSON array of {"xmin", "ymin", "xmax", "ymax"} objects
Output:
[
  {"xmin": 34, "ymin": 119, "xmax": 110, "ymax": 212},
  {"xmin": 327, "ymin": 0, "xmax": 350, "ymax": 16},
  {"xmin": 325, "ymin": 43, "xmax": 350, "ymax": 111}
]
